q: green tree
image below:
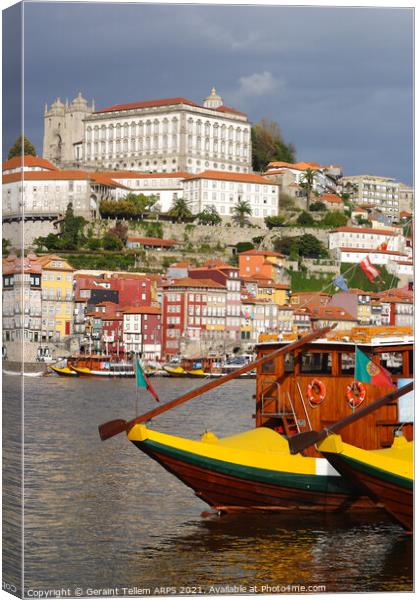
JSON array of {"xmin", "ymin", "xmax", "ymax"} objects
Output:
[
  {"xmin": 8, "ymin": 135, "xmax": 36, "ymax": 159},
  {"xmin": 296, "ymin": 211, "xmax": 315, "ymax": 226},
  {"xmin": 265, "ymin": 215, "xmax": 286, "ymax": 229},
  {"xmin": 299, "ymin": 168, "xmax": 317, "ymax": 210},
  {"xmin": 59, "ymin": 203, "xmax": 87, "ymax": 250},
  {"xmin": 251, "ymin": 118, "xmax": 296, "ymax": 172},
  {"xmin": 320, "ymin": 210, "xmax": 348, "ymax": 228},
  {"xmin": 236, "ymin": 241, "xmax": 255, "ymax": 254},
  {"xmin": 309, "ymin": 201, "xmax": 327, "ymax": 212},
  {"xmin": 167, "ymin": 197, "xmax": 193, "ymax": 223},
  {"xmin": 103, "ymin": 232, "xmax": 124, "ymax": 251},
  {"xmin": 299, "ymin": 234, "xmax": 328, "ymax": 258},
  {"xmin": 2, "ymin": 238, "xmax": 11, "ymax": 257},
  {"xmin": 87, "ymin": 238, "xmax": 102, "ymax": 251},
  {"xmin": 232, "ymin": 199, "xmax": 252, "ymax": 228},
  {"xmin": 197, "ymin": 205, "xmax": 222, "ymax": 226}
]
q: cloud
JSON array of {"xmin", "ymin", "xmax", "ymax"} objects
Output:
[{"xmin": 237, "ymin": 71, "xmax": 281, "ymax": 97}]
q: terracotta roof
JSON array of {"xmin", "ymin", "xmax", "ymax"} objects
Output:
[
  {"xmin": 331, "ymin": 227, "xmax": 398, "ymax": 236},
  {"xmin": 267, "ymin": 161, "xmax": 322, "ymax": 171},
  {"xmin": 127, "ymin": 236, "xmax": 177, "ymax": 247},
  {"xmin": 2, "ymin": 155, "xmax": 59, "ymax": 172},
  {"xmin": 170, "ymin": 261, "xmax": 190, "ymax": 268},
  {"xmin": 94, "ymin": 170, "xmax": 188, "ymax": 180},
  {"xmin": 89, "ymin": 173, "xmax": 130, "ymax": 189},
  {"xmin": 310, "ymin": 306, "xmax": 357, "ymax": 321},
  {"xmin": 320, "ymin": 193, "xmax": 343, "ymax": 204},
  {"xmin": 35, "ymin": 254, "xmax": 75, "ymax": 271},
  {"xmin": 239, "ymin": 249, "xmax": 285, "ymax": 258},
  {"xmin": 123, "ymin": 305, "xmax": 161, "ymax": 315},
  {"xmin": 3, "ymin": 255, "xmax": 42, "ymax": 275},
  {"xmin": 400, "ymin": 211, "xmax": 412, "ymax": 217},
  {"xmin": 94, "ymin": 97, "xmax": 200, "ymax": 114},
  {"xmin": 3, "ymin": 170, "xmax": 91, "ymax": 184},
  {"xmin": 339, "ymin": 247, "xmax": 404, "ymax": 256},
  {"xmin": 184, "ymin": 170, "xmax": 273, "ymax": 184},
  {"xmin": 163, "ymin": 277, "xmax": 225, "ymax": 289},
  {"xmin": 214, "ymin": 105, "xmax": 247, "ymax": 117}
]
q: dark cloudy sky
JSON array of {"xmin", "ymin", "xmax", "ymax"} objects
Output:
[{"xmin": 5, "ymin": 2, "xmax": 414, "ymax": 184}]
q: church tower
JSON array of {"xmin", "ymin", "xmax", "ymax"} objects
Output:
[{"xmin": 43, "ymin": 92, "xmax": 94, "ymax": 167}]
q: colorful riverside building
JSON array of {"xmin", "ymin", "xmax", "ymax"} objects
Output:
[
  {"xmin": 162, "ymin": 278, "xmax": 227, "ymax": 357},
  {"xmin": 238, "ymin": 249, "xmax": 287, "ymax": 283},
  {"xmin": 2, "ymin": 254, "xmax": 42, "ymax": 343},
  {"xmin": 122, "ymin": 306, "xmax": 162, "ymax": 360},
  {"xmin": 35, "ymin": 254, "xmax": 75, "ymax": 341},
  {"xmin": 187, "ymin": 261, "xmax": 242, "ymax": 343}
]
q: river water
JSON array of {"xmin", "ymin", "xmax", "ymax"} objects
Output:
[{"xmin": 2, "ymin": 375, "xmax": 413, "ymax": 596}]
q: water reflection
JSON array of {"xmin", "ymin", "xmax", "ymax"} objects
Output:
[{"xmin": 3, "ymin": 376, "xmax": 413, "ymax": 594}]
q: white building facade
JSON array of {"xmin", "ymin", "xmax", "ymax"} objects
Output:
[
  {"xmin": 183, "ymin": 171, "xmax": 278, "ymax": 218},
  {"xmin": 329, "ymin": 227, "xmax": 405, "ymax": 253},
  {"xmin": 79, "ymin": 89, "xmax": 252, "ymax": 174}
]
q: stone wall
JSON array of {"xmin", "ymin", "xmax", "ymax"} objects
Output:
[{"xmin": 3, "ymin": 221, "xmax": 59, "ymax": 250}]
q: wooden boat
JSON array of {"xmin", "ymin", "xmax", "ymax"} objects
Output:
[
  {"xmin": 50, "ymin": 365, "xmax": 79, "ymax": 377},
  {"xmin": 128, "ymin": 424, "xmax": 373, "ymax": 513},
  {"xmin": 163, "ymin": 365, "xmax": 188, "ymax": 377},
  {"xmin": 68, "ymin": 355, "xmax": 135, "ymax": 377},
  {"xmin": 318, "ymin": 433, "xmax": 413, "ymax": 531},
  {"xmin": 99, "ymin": 326, "xmax": 413, "ymax": 514}
]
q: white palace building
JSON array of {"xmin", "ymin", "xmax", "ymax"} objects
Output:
[{"xmin": 43, "ymin": 88, "xmax": 252, "ymax": 175}]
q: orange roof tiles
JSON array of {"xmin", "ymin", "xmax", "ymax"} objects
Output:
[
  {"xmin": 127, "ymin": 236, "xmax": 177, "ymax": 247},
  {"xmin": 95, "ymin": 97, "xmax": 200, "ymax": 114},
  {"xmin": 2, "ymin": 155, "xmax": 59, "ymax": 172},
  {"xmin": 320, "ymin": 193, "xmax": 343, "ymax": 204},
  {"xmin": 310, "ymin": 306, "xmax": 356, "ymax": 321},
  {"xmin": 239, "ymin": 249, "xmax": 285, "ymax": 258},
  {"xmin": 185, "ymin": 170, "xmax": 273, "ymax": 184},
  {"xmin": 332, "ymin": 227, "xmax": 398, "ymax": 236},
  {"xmin": 123, "ymin": 306, "xmax": 161, "ymax": 314},
  {"xmin": 163, "ymin": 278, "xmax": 225, "ymax": 289},
  {"xmin": 94, "ymin": 170, "xmax": 189, "ymax": 180},
  {"xmin": 339, "ymin": 247, "xmax": 404, "ymax": 256}
]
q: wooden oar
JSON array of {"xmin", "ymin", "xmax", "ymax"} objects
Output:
[
  {"xmin": 288, "ymin": 381, "xmax": 413, "ymax": 455},
  {"xmin": 98, "ymin": 325, "xmax": 334, "ymax": 441}
]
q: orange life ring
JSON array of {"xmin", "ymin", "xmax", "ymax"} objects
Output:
[
  {"xmin": 307, "ymin": 378, "xmax": 326, "ymax": 406},
  {"xmin": 346, "ymin": 381, "xmax": 366, "ymax": 409}
]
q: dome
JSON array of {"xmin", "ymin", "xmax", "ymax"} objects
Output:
[
  {"xmin": 71, "ymin": 91, "xmax": 88, "ymax": 110},
  {"xmin": 203, "ymin": 87, "xmax": 223, "ymax": 109},
  {"xmin": 50, "ymin": 97, "xmax": 65, "ymax": 114}
]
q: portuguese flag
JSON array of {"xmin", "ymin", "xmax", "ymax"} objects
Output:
[
  {"xmin": 355, "ymin": 348, "xmax": 394, "ymax": 388},
  {"xmin": 136, "ymin": 359, "xmax": 160, "ymax": 402}
]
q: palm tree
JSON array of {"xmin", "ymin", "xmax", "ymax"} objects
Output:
[
  {"xmin": 232, "ymin": 199, "xmax": 252, "ymax": 228},
  {"xmin": 167, "ymin": 197, "xmax": 193, "ymax": 223},
  {"xmin": 299, "ymin": 168, "xmax": 317, "ymax": 210}
]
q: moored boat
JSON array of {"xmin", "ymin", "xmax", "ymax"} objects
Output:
[
  {"xmin": 128, "ymin": 424, "xmax": 373, "ymax": 513},
  {"xmin": 318, "ymin": 433, "xmax": 413, "ymax": 531},
  {"xmin": 99, "ymin": 326, "xmax": 413, "ymax": 516},
  {"xmin": 50, "ymin": 365, "xmax": 79, "ymax": 377},
  {"xmin": 68, "ymin": 355, "xmax": 135, "ymax": 377}
]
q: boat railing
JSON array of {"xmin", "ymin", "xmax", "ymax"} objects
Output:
[
  {"xmin": 295, "ymin": 380, "xmax": 313, "ymax": 431},
  {"xmin": 261, "ymin": 381, "xmax": 295, "ymax": 418}
]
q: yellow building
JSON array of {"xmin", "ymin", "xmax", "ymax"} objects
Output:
[{"xmin": 36, "ymin": 254, "xmax": 75, "ymax": 341}]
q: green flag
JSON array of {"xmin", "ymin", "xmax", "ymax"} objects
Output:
[{"xmin": 136, "ymin": 359, "xmax": 160, "ymax": 402}]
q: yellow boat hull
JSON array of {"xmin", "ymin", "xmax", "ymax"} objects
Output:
[
  {"xmin": 127, "ymin": 425, "xmax": 374, "ymax": 513},
  {"xmin": 318, "ymin": 434, "xmax": 413, "ymax": 531},
  {"xmin": 50, "ymin": 365, "xmax": 79, "ymax": 377}
]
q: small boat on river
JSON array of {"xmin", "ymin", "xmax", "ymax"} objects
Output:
[
  {"xmin": 99, "ymin": 326, "xmax": 413, "ymax": 516},
  {"xmin": 68, "ymin": 355, "xmax": 135, "ymax": 377},
  {"xmin": 50, "ymin": 365, "xmax": 78, "ymax": 377}
]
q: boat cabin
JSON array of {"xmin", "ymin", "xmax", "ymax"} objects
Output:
[{"xmin": 255, "ymin": 328, "xmax": 413, "ymax": 457}]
